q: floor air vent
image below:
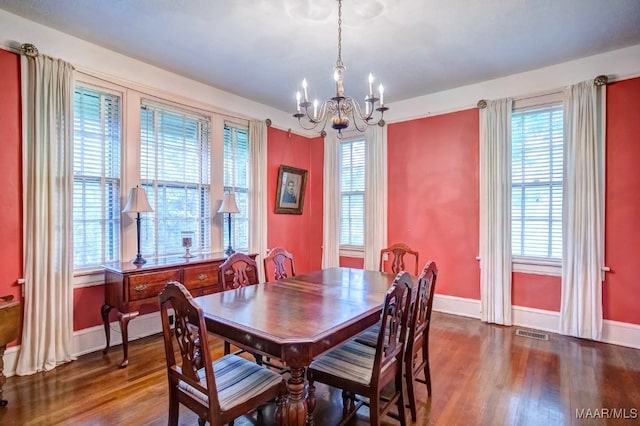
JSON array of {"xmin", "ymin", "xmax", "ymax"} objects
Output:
[{"xmin": 515, "ymin": 329, "xmax": 549, "ymax": 341}]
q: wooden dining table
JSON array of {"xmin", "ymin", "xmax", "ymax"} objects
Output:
[{"xmin": 194, "ymin": 267, "xmax": 396, "ymax": 426}]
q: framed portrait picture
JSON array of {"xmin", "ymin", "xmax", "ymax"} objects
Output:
[{"xmin": 275, "ymin": 165, "xmax": 307, "ymax": 215}]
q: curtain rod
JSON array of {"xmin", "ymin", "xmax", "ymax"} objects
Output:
[{"xmin": 477, "ymin": 74, "xmax": 609, "ymax": 109}]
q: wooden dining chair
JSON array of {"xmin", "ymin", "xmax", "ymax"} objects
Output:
[
  {"xmin": 219, "ymin": 253, "xmax": 260, "ymax": 290},
  {"xmin": 218, "ymin": 253, "xmax": 262, "ymax": 360},
  {"xmin": 379, "ymin": 242, "xmax": 419, "ymax": 276},
  {"xmin": 404, "ymin": 260, "xmax": 438, "ymax": 420},
  {"xmin": 307, "ymin": 272, "xmax": 413, "ymax": 426},
  {"xmin": 263, "ymin": 247, "xmax": 296, "ymax": 282},
  {"xmin": 158, "ymin": 281, "xmax": 286, "ymax": 426},
  {"xmin": 354, "ymin": 260, "xmax": 439, "ymax": 421}
]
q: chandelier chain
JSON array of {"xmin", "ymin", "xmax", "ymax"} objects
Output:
[{"xmin": 336, "ymin": 0, "xmax": 343, "ymax": 67}]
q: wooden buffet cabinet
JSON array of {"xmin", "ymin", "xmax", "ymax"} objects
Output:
[
  {"xmin": 102, "ymin": 252, "xmax": 256, "ymax": 368},
  {"xmin": 0, "ymin": 295, "xmax": 20, "ymax": 406}
]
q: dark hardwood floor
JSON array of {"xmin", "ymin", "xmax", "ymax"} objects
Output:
[{"xmin": 1, "ymin": 312, "xmax": 639, "ymax": 425}]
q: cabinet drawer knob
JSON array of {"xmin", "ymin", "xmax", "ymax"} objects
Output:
[
  {"xmin": 198, "ymin": 273, "xmax": 208, "ymax": 281},
  {"xmin": 133, "ymin": 284, "xmax": 149, "ymax": 292}
]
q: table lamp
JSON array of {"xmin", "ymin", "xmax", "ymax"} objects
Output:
[
  {"xmin": 217, "ymin": 193, "xmax": 240, "ymax": 255},
  {"xmin": 122, "ymin": 186, "xmax": 153, "ymax": 265}
]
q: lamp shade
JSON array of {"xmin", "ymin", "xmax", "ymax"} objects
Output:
[
  {"xmin": 122, "ymin": 186, "xmax": 153, "ymax": 214},
  {"xmin": 217, "ymin": 193, "xmax": 240, "ymax": 214}
]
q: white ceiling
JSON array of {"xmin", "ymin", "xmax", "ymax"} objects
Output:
[{"xmin": 1, "ymin": 0, "xmax": 640, "ymax": 114}]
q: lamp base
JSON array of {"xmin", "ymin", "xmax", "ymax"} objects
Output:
[
  {"xmin": 131, "ymin": 254, "xmax": 147, "ymax": 265},
  {"xmin": 224, "ymin": 246, "xmax": 235, "ymax": 256}
]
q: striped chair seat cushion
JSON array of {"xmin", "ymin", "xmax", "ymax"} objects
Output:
[
  {"xmin": 309, "ymin": 340, "xmax": 376, "ymax": 385},
  {"xmin": 178, "ymin": 354, "xmax": 282, "ymax": 411},
  {"xmin": 354, "ymin": 324, "xmax": 381, "ymax": 347}
]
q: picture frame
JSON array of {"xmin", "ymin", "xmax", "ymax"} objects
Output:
[{"xmin": 275, "ymin": 165, "xmax": 307, "ymax": 215}]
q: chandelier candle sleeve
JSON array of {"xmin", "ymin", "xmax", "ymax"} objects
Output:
[{"xmin": 302, "ymin": 78, "xmax": 308, "ymax": 101}]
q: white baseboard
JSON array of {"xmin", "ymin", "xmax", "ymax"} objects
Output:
[
  {"xmin": 433, "ymin": 293, "xmax": 481, "ymax": 319},
  {"xmin": 2, "ymin": 311, "xmax": 163, "ymax": 378},
  {"xmin": 3, "ymin": 298, "xmax": 639, "ymax": 377},
  {"xmin": 601, "ymin": 319, "xmax": 640, "ymax": 350},
  {"xmin": 433, "ymin": 294, "xmax": 640, "ymax": 349}
]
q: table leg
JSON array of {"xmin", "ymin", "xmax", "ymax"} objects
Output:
[
  {"xmin": 285, "ymin": 366, "xmax": 307, "ymax": 426},
  {"xmin": 101, "ymin": 304, "xmax": 113, "ymax": 355},
  {"xmin": 117, "ymin": 311, "xmax": 139, "ymax": 368}
]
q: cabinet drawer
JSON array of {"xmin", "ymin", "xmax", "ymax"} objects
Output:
[
  {"xmin": 128, "ymin": 269, "xmax": 181, "ymax": 301},
  {"xmin": 184, "ymin": 264, "xmax": 219, "ymax": 290}
]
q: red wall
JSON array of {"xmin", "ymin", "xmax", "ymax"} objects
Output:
[
  {"xmin": 604, "ymin": 77, "xmax": 640, "ymax": 325},
  {"xmin": 266, "ymin": 127, "xmax": 324, "ymax": 274},
  {"xmin": 512, "ymin": 273, "xmax": 561, "ymax": 311},
  {"xmin": 387, "ymin": 109, "xmax": 481, "ymax": 299},
  {"xmin": 0, "ymin": 49, "xmax": 23, "ymax": 346},
  {"xmin": 2, "ymin": 49, "xmax": 639, "ymax": 338}
]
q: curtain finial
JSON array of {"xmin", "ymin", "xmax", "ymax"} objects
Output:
[
  {"xmin": 594, "ymin": 75, "xmax": 608, "ymax": 86},
  {"xmin": 477, "ymin": 99, "xmax": 487, "ymax": 109},
  {"xmin": 20, "ymin": 43, "xmax": 39, "ymax": 58}
]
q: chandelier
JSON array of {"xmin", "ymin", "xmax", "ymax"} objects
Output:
[{"xmin": 293, "ymin": 0, "xmax": 388, "ymax": 138}]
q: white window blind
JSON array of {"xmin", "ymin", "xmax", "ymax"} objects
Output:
[
  {"xmin": 512, "ymin": 104, "xmax": 563, "ymax": 259},
  {"xmin": 140, "ymin": 102, "xmax": 211, "ymax": 258},
  {"xmin": 339, "ymin": 138, "xmax": 365, "ymax": 247},
  {"xmin": 223, "ymin": 124, "xmax": 249, "ymax": 252},
  {"xmin": 73, "ymin": 86, "xmax": 122, "ymax": 269}
]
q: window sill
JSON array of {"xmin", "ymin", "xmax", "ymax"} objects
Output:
[
  {"xmin": 512, "ymin": 257, "xmax": 561, "ymax": 277},
  {"xmin": 73, "ymin": 268, "xmax": 105, "ymax": 288},
  {"xmin": 340, "ymin": 246, "xmax": 364, "ymax": 258}
]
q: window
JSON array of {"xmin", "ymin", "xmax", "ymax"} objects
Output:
[
  {"xmin": 223, "ymin": 124, "xmax": 249, "ymax": 252},
  {"xmin": 339, "ymin": 138, "xmax": 365, "ymax": 248},
  {"xmin": 73, "ymin": 86, "xmax": 122, "ymax": 270},
  {"xmin": 511, "ymin": 104, "xmax": 563, "ymax": 260},
  {"xmin": 140, "ymin": 102, "xmax": 211, "ymax": 258}
]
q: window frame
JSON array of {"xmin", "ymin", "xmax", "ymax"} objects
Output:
[
  {"xmin": 72, "ymin": 82, "xmax": 123, "ymax": 274},
  {"xmin": 223, "ymin": 122, "xmax": 250, "ymax": 253},
  {"xmin": 511, "ymin": 92, "xmax": 564, "ymax": 275},
  {"xmin": 139, "ymin": 99, "xmax": 212, "ymax": 259},
  {"xmin": 338, "ymin": 136, "xmax": 366, "ymax": 257}
]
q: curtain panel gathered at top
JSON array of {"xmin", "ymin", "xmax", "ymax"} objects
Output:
[
  {"xmin": 322, "ymin": 133, "xmax": 340, "ymax": 268},
  {"xmin": 479, "ymin": 98, "xmax": 513, "ymax": 326},
  {"xmin": 248, "ymin": 119, "xmax": 268, "ymax": 283},
  {"xmin": 363, "ymin": 125, "xmax": 388, "ymax": 271},
  {"xmin": 560, "ymin": 80, "xmax": 606, "ymax": 340},
  {"xmin": 17, "ymin": 52, "xmax": 76, "ymax": 375}
]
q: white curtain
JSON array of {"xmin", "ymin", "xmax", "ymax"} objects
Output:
[
  {"xmin": 322, "ymin": 132, "xmax": 340, "ymax": 268},
  {"xmin": 559, "ymin": 80, "xmax": 605, "ymax": 340},
  {"xmin": 479, "ymin": 98, "xmax": 513, "ymax": 326},
  {"xmin": 249, "ymin": 120, "xmax": 268, "ymax": 282},
  {"xmin": 363, "ymin": 125, "xmax": 388, "ymax": 271},
  {"xmin": 17, "ymin": 52, "xmax": 75, "ymax": 375}
]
